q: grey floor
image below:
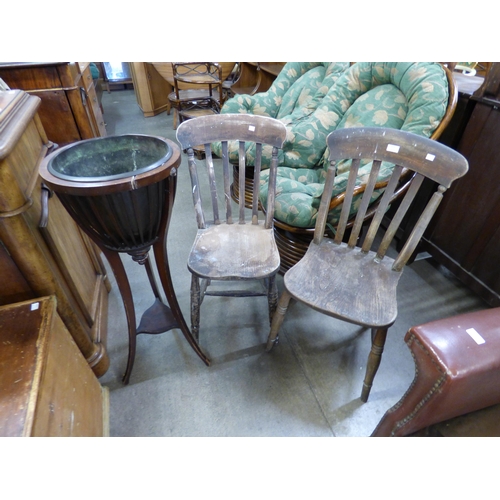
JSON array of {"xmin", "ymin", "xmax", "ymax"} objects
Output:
[{"xmin": 98, "ymin": 89, "xmax": 487, "ymax": 437}]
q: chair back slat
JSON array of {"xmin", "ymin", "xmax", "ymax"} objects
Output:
[
  {"xmin": 221, "ymin": 141, "xmax": 233, "ymax": 224},
  {"xmin": 320, "ymin": 127, "xmax": 469, "ymax": 270},
  {"xmin": 252, "ymin": 143, "xmax": 263, "ymax": 224},
  {"xmin": 392, "ymin": 186, "xmax": 446, "ymax": 271},
  {"xmin": 176, "ymin": 114, "xmax": 286, "ymax": 229},
  {"xmin": 361, "ymin": 164, "xmax": 403, "ymax": 253},
  {"xmin": 204, "ymin": 144, "xmax": 220, "ymax": 225},
  {"xmin": 334, "ymin": 158, "xmax": 360, "ymax": 245},
  {"xmin": 238, "ymin": 140, "xmax": 246, "ymax": 224},
  {"xmin": 313, "ymin": 162, "xmax": 337, "ymax": 245},
  {"xmin": 347, "ymin": 159, "xmax": 381, "ymax": 248},
  {"xmin": 264, "ymin": 146, "xmax": 280, "ymax": 229},
  {"xmin": 376, "ymin": 173, "xmax": 424, "ymax": 260}
]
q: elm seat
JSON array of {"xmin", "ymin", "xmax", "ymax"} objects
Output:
[
  {"xmin": 266, "ymin": 127, "xmax": 468, "ymax": 403},
  {"xmin": 372, "ymin": 307, "xmax": 500, "ymax": 437}
]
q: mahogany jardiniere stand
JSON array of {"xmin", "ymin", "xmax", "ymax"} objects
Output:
[{"xmin": 39, "ymin": 134, "xmax": 210, "ymax": 384}]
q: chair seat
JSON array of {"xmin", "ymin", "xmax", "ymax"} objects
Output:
[
  {"xmin": 179, "ymin": 108, "xmax": 219, "ymax": 120},
  {"xmin": 284, "ymin": 239, "xmax": 402, "ymax": 328},
  {"xmin": 188, "ymin": 223, "xmax": 280, "ymax": 280}
]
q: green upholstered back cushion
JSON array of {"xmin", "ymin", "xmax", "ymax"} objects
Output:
[
  {"xmin": 277, "ymin": 66, "xmax": 327, "ymax": 119},
  {"xmin": 212, "ymin": 62, "xmax": 350, "ymax": 166},
  {"xmin": 220, "ymin": 62, "xmax": 332, "ymax": 119},
  {"xmin": 322, "ymin": 83, "xmax": 407, "ymax": 176},
  {"xmin": 260, "ymin": 62, "xmax": 451, "ymax": 228}
]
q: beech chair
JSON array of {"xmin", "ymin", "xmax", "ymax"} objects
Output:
[
  {"xmin": 266, "ymin": 127, "xmax": 469, "ymax": 402},
  {"xmin": 176, "ymin": 114, "xmax": 287, "ymax": 343}
]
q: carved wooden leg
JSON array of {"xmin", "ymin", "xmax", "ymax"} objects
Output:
[
  {"xmin": 361, "ymin": 327, "xmax": 388, "ymax": 402},
  {"xmin": 100, "ymin": 248, "xmax": 137, "ymax": 385},
  {"xmin": 266, "ymin": 289, "xmax": 292, "ymax": 351},
  {"xmin": 267, "ymin": 273, "xmax": 278, "ymax": 325},
  {"xmin": 190, "ymin": 274, "xmax": 201, "ymax": 342},
  {"xmin": 152, "ymin": 173, "xmax": 209, "ymax": 366}
]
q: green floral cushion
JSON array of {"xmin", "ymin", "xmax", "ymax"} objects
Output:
[
  {"xmin": 211, "ymin": 62, "xmax": 350, "ymax": 168},
  {"xmin": 260, "ymin": 62, "xmax": 450, "ymax": 228}
]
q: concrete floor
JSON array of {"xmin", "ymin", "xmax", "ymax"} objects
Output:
[{"xmin": 98, "ymin": 89, "xmax": 487, "ymax": 437}]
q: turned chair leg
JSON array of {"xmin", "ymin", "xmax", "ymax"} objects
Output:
[
  {"xmin": 267, "ymin": 274, "xmax": 279, "ymax": 325},
  {"xmin": 361, "ymin": 327, "xmax": 388, "ymax": 402},
  {"xmin": 190, "ymin": 274, "xmax": 201, "ymax": 342},
  {"xmin": 266, "ymin": 289, "xmax": 292, "ymax": 351}
]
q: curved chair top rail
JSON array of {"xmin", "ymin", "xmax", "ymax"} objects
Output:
[
  {"xmin": 176, "ymin": 113, "xmax": 287, "ymax": 150},
  {"xmin": 327, "ymin": 127, "xmax": 468, "ymax": 189}
]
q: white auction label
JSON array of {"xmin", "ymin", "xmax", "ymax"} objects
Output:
[
  {"xmin": 386, "ymin": 144, "xmax": 400, "ymax": 153},
  {"xmin": 466, "ymin": 327, "xmax": 485, "ymax": 345}
]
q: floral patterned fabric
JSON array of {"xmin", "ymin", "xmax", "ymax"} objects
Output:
[
  {"xmin": 215, "ymin": 62, "xmax": 450, "ymax": 229},
  {"xmin": 212, "ymin": 62, "xmax": 350, "ymax": 168}
]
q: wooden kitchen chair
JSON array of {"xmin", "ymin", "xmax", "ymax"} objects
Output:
[
  {"xmin": 266, "ymin": 127, "xmax": 469, "ymax": 402},
  {"xmin": 176, "ymin": 114, "xmax": 287, "ymax": 343}
]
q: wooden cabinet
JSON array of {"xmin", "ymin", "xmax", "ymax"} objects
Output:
[
  {"xmin": 0, "ymin": 62, "xmax": 106, "ymax": 146},
  {"xmin": 130, "ymin": 62, "xmax": 173, "ymax": 117},
  {"xmin": 423, "ymin": 64, "xmax": 500, "ymax": 306},
  {"xmin": 0, "ymin": 89, "xmax": 111, "ymax": 377},
  {"xmin": 0, "ymin": 296, "xmax": 108, "ymax": 437}
]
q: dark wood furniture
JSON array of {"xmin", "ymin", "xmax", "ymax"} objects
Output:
[
  {"xmin": 0, "ymin": 89, "xmax": 111, "ymax": 377},
  {"xmin": 176, "ymin": 114, "xmax": 286, "ymax": 343},
  {"xmin": 223, "ymin": 63, "xmax": 262, "ymax": 97},
  {"xmin": 0, "ymin": 296, "xmax": 108, "ymax": 437},
  {"xmin": 0, "ymin": 62, "xmax": 106, "ymax": 146},
  {"xmin": 231, "ymin": 63, "xmax": 285, "ymax": 94},
  {"xmin": 39, "ymin": 134, "xmax": 209, "ymax": 384},
  {"xmin": 372, "ymin": 307, "xmax": 500, "ymax": 437},
  {"xmin": 266, "ymin": 127, "xmax": 469, "ymax": 402},
  {"xmin": 422, "ymin": 63, "xmax": 500, "ymax": 306}
]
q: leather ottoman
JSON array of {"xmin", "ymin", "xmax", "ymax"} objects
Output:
[{"xmin": 372, "ymin": 307, "xmax": 500, "ymax": 437}]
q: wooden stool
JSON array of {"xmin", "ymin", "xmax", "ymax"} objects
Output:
[{"xmin": 372, "ymin": 307, "xmax": 500, "ymax": 437}]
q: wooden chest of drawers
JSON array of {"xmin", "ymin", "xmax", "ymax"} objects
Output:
[{"xmin": 0, "ymin": 296, "xmax": 108, "ymax": 437}]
